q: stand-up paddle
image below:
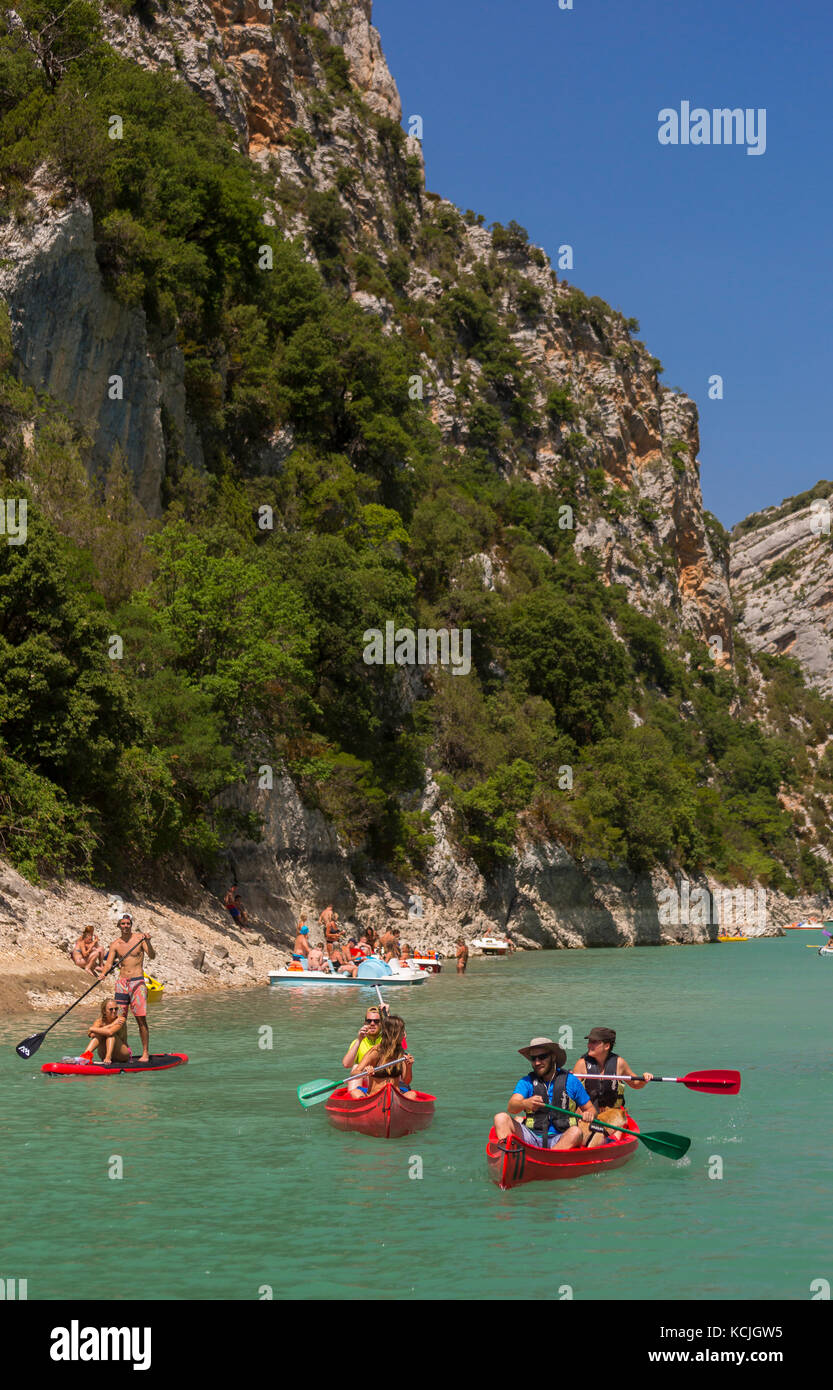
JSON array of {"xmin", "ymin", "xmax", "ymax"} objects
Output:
[
  {"xmin": 15, "ymin": 936, "xmax": 147, "ymax": 1059},
  {"xmin": 541, "ymin": 1103, "xmax": 690, "ymax": 1161},
  {"xmin": 298, "ymin": 1061, "xmax": 406, "ymax": 1108}
]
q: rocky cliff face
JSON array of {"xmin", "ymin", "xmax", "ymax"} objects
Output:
[
  {"xmin": 0, "ymin": 170, "xmax": 204, "ymax": 515},
  {"xmin": 731, "ymin": 489, "xmax": 833, "ymax": 696},
  {"xmin": 1, "ymin": 0, "xmax": 730, "ymax": 649},
  {"xmin": 0, "ymin": 1, "xmax": 783, "ymax": 954}
]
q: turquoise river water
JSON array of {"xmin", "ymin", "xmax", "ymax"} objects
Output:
[{"xmin": 1, "ymin": 937, "xmax": 830, "ymax": 1301}]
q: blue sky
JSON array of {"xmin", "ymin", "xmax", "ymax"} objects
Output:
[{"xmin": 373, "ymin": 0, "xmax": 833, "ymax": 528}]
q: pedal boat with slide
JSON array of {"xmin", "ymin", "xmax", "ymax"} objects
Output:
[
  {"xmin": 486, "ymin": 1112, "xmax": 640, "ymax": 1189},
  {"xmin": 269, "ymin": 954, "xmax": 427, "ymax": 986},
  {"xmin": 325, "ymin": 1081, "xmax": 436, "ymax": 1138}
]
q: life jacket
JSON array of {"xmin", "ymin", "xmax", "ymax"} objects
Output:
[
  {"xmin": 580, "ymin": 1052, "xmax": 624, "ymax": 1109},
  {"xmin": 525, "ymin": 1069, "xmax": 572, "ymax": 1143}
]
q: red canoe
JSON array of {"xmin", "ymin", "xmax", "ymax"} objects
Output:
[
  {"xmin": 486, "ymin": 1113, "xmax": 640, "ymax": 1189},
  {"xmin": 42, "ymin": 1053, "xmax": 188, "ymax": 1076},
  {"xmin": 325, "ymin": 1082, "xmax": 435, "ymax": 1138}
]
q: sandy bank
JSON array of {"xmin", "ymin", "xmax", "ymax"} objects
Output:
[{"xmin": 0, "ymin": 858, "xmax": 286, "ymax": 1016}]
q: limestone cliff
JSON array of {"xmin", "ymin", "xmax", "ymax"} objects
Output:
[
  {"xmin": 731, "ymin": 486, "xmax": 833, "ymax": 696},
  {"xmin": 0, "ymin": 0, "xmax": 730, "ymax": 649}
]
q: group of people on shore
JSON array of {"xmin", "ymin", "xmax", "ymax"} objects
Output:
[{"xmin": 494, "ymin": 1028, "xmax": 652, "ymax": 1151}]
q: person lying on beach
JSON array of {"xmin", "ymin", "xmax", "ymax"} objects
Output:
[
  {"xmin": 71, "ymin": 925, "xmax": 105, "ymax": 976},
  {"xmin": 86, "ymin": 998, "xmax": 132, "ymax": 1066},
  {"xmin": 348, "ymin": 1015, "xmax": 418, "ymax": 1099},
  {"xmin": 571, "ymin": 1027, "xmax": 653, "ymax": 1148},
  {"xmin": 493, "ymin": 1038, "xmax": 596, "ymax": 1152}
]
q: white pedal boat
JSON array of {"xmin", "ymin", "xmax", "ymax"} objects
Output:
[
  {"xmin": 470, "ymin": 936, "xmax": 511, "ymax": 955},
  {"xmin": 269, "ymin": 955, "xmax": 427, "ymax": 986}
]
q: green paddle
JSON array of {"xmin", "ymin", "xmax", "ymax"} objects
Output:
[
  {"xmin": 298, "ymin": 1061, "xmax": 402, "ymax": 1109},
  {"xmin": 540, "ymin": 1103, "xmax": 691, "ymax": 1161}
]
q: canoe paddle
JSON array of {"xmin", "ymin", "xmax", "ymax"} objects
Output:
[
  {"xmin": 540, "ymin": 1103, "xmax": 691, "ymax": 1161},
  {"xmin": 642, "ymin": 1069, "xmax": 740, "ymax": 1095},
  {"xmin": 298, "ymin": 1061, "xmax": 404, "ymax": 1109},
  {"xmin": 14, "ymin": 936, "xmax": 148, "ymax": 1059}
]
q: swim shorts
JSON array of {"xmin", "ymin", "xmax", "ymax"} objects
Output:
[{"xmin": 115, "ymin": 976, "xmax": 147, "ymax": 1019}]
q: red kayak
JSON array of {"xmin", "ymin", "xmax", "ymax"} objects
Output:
[
  {"xmin": 42, "ymin": 1053, "xmax": 188, "ymax": 1076},
  {"xmin": 486, "ymin": 1113, "xmax": 640, "ymax": 1189},
  {"xmin": 325, "ymin": 1082, "xmax": 435, "ymax": 1138}
]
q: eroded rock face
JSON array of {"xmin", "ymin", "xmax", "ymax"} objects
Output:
[
  {"xmin": 731, "ymin": 495, "xmax": 833, "ymax": 694},
  {"xmin": 211, "ymin": 771, "xmax": 789, "ymax": 953},
  {"xmin": 0, "ymin": 177, "xmax": 203, "ymax": 514}
]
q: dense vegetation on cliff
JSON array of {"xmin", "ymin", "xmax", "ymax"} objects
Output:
[{"xmin": 1, "ymin": 1, "xmax": 831, "ymax": 893}]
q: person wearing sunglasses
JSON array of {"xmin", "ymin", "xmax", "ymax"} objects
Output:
[
  {"xmin": 342, "ymin": 1005, "xmax": 406, "ymax": 1071},
  {"xmin": 492, "ymin": 1037, "xmax": 596, "ymax": 1151}
]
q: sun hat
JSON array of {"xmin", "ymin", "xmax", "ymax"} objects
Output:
[
  {"xmin": 585, "ymin": 1027, "xmax": 616, "ymax": 1045},
  {"xmin": 518, "ymin": 1037, "xmax": 566, "ymax": 1066}
]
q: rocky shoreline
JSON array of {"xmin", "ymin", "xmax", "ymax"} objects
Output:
[{"xmin": 3, "ymin": 846, "xmax": 825, "ymax": 1017}]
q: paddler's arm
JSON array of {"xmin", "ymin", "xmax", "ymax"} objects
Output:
[
  {"xmin": 101, "ymin": 942, "xmax": 118, "ymax": 974},
  {"xmin": 507, "ymin": 1090, "xmax": 544, "ymax": 1115},
  {"xmin": 143, "ymin": 934, "xmax": 155, "ymax": 962},
  {"xmin": 618, "ymin": 1058, "xmax": 652, "ymax": 1089},
  {"xmin": 343, "ymin": 1038, "xmax": 362, "ymax": 1068},
  {"xmin": 567, "ymin": 1074, "xmax": 597, "ymax": 1123}
]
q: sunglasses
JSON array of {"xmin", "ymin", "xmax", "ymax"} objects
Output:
[
  {"xmin": 364, "ymin": 1018, "xmax": 380, "ymax": 1026},
  {"xmin": 530, "ymin": 1052, "xmax": 553, "ymax": 1062}
]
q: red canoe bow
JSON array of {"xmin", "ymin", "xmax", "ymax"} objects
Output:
[
  {"xmin": 486, "ymin": 1113, "xmax": 640, "ymax": 1189},
  {"xmin": 325, "ymin": 1082, "xmax": 435, "ymax": 1138}
]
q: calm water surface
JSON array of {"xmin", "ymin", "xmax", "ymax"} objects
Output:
[{"xmin": 1, "ymin": 938, "xmax": 829, "ymax": 1300}]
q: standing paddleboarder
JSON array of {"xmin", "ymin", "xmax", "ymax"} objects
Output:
[{"xmin": 101, "ymin": 915, "xmax": 155, "ymax": 1062}]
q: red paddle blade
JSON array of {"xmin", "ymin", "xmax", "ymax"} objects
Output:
[{"xmin": 681, "ymin": 1069, "xmax": 740, "ymax": 1095}]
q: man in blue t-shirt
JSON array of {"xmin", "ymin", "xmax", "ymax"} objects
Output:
[{"xmin": 493, "ymin": 1036, "xmax": 598, "ymax": 1150}]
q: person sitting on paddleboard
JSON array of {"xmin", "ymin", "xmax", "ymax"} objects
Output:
[
  {"xmin": 349, "ymin": 1014, "xmax": 418, "ymax": 1099},
  {"xmin": 572, "ymin": 1028, "xmax": 653, "ymax": 1148},
  {"xmin": 71, "ymin": 924, "xmax": 105, "ymax": 977},
  {"xmin": 86, "ymin": 997, "xmax": 132, "ymax": 1066},
  {"xmin": 493, "ymin": 1037, "xmax": 597, "ymax": 1152},
  {"xmin": 100, "ymin": 916, "xmax": 155, "ymax": 1064}
]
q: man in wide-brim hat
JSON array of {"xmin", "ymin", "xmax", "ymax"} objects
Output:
[{"xmin": 493, "ymin": 1037, "xmax": 597, "ymax": 1151}]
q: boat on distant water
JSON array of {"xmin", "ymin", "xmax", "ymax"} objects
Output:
[
  {"xmin": 471, "ymin": 936, "xmax": 511, "ymax": 955},
  {"xmin": 406, "ymin": 952, "xmax": 442, "ymax": 974},
  {"xmin": 717, "ymin": 934, "xmax": 748, "ymax": 942}
]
